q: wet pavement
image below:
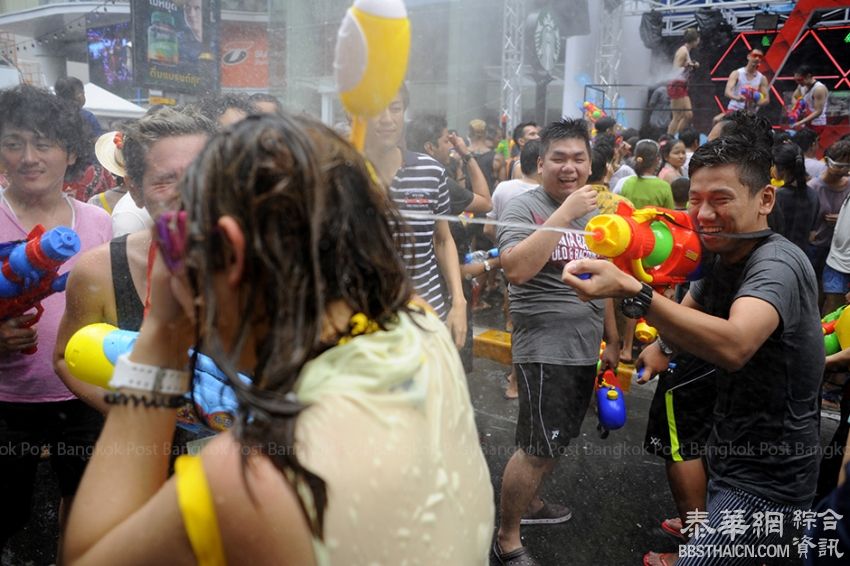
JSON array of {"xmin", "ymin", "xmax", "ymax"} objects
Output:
[{"xmin": 470, "ymin": 352, "xmax": 842, "ymax": 566}]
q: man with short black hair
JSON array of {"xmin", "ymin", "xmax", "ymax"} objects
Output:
[
  {"xmin": 0, "ymin": 85, "xmax": 113, "ymax": 557},
  {"xmin": 493, "ymin": 118, "xmax": 619, "ymax": 565},
  {"xmin": 791, "ymin": 64, "xmax": 829, "ymax": 134},
  {"xmin": 565, "ymin": 123, "xmax": 823, "ymax": 566},
  {"xmin": 507, "ymin": 121, "xmax": 539, "ymax": 180}
]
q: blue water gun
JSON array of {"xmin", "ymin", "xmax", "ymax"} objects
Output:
[
  {"xmin": 596, "ymin": 369, "xmax": 626, "ymax": 438},
  {"xmin": 1, "ymin": 225, "xmax": 81, "ymax": 354}
]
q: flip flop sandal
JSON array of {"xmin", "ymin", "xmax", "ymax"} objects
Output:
[
  {"xmin": 493, "ymin": 541, "xmax": 540, "ymax": 566},
  {"xmin": 661, "ymin": 517, "xmax": 686, "ymax": 540}
]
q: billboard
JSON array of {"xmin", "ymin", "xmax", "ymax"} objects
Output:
[
  {"xmin": 132, "ymin": 0, "xmax": 220, "ymax": 94},
  {"xmin": 220, "ymin": 22, "xmax": 268, "ymax": 89},
  {"xmin": 87, "ymin": 18, "xmax": 134, "ymax": 96}
]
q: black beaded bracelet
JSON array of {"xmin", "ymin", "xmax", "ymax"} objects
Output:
[{"xmin": 104, "ymin": 392, "xmax": 186, "ymax": 409}]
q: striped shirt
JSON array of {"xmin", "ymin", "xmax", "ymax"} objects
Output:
[{"xmin": 389, "ymin": 151, "xmax": 450, "ymax": 319}]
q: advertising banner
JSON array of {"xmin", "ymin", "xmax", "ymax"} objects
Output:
[
  {"xmin": 131, "ymin": 0, "xmax": 220, "ymax": 94},
  {"xmin": 220, "ymin": 22, "xmax": 268, "ymax": 89}
]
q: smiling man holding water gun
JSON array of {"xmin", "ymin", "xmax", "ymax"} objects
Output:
[{"xmin": 0, "ymin": 85, "xmax": 112, "ymax": 556}]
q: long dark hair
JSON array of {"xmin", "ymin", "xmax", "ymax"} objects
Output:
[
  {"xmin": 772, "ymin": 143, "xmax": 806, "ymax": 190},
  {"xmin": 179, "ymin": 114, "xmax": 415, "ymax": 538}
]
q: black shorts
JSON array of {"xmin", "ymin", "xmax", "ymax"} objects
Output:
[
  {"xmin": 514, "ymin": 362, "xmax": 596, "ymax": 458},
  {"xmin": 644, "ymin": 354, "xmax": 716, "ymax": 462},
  {"xmin": 0, "ymin": 399, "xmax": 103, "ymax": 497}
]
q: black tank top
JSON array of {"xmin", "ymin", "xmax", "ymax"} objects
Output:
[{"xmin": 110, "ymin": 234, "xmax": 145, "ymax": 331}]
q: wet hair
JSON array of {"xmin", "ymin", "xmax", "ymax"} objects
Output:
[
  {"xmin": 512, "ymin": 121, "xmax": 538, "ymax": 145},
  {"xmin": 683, "ymin": 28, "xmax": 699, "ymax": 44},
  {"xmin": 670, "ymin": 176, "xmax": 690, "ymax": 207},
  {"xmin": 179, "ymin": 114, "xmax": 416, "ymax": 538},
  {"xmin": 519, "ymin": 139, "xmax": 541, "ymax": 176},
  {"xmin": 793, "ymin": 129, "xmax": 819, "ymax": 154},
  {"xmin": 679, "ymin": 128, "xmax": 699, "ymax": 149},
  {"xmin": 633, "ymin": 139, "xmax": 661, "ymax": 177},
  {"xmin": 714, "ymin": 111, "xmax": 773, "ymax": 148},
  {"xmin": 538, "ymin": 118, "xmax": 591, "ymax": 159},
  {"xmin": 54, "ymin": 76, "xmax": 84, "ymax": 101},
  {"xmin": 0, "ymin": 84, "xmax": 89, "ymax": 177},
  {"xmin": 620, "ymin": 128, "xmax": 638, "ymax": 141},
  {"xmin": 795, "ymin": 64, "xmax": 813, "ymax": 77},
  {"xmin": 594, "ymin": 117, "xmax": 616, "ymax": 136},
  {"xmin": 123, "ymin": 107, "xmax": 216, "ymax": 186},
  {"xmin": 689, "ymin": 133, "xmax": 771, "ymax": 196},
  {"xmin": 825, "ymin": 140, "xmax": 850, "ymax": 163},
  {"xmin": 772, "ymin": 143, "xmax": 806, "ymax": 190},
  {"xmin": 589, "ymin": 145, "xmax": 612, "ymax": 184},
  {"xmin": 406, "ymin": 114, "xmax": 446, "ymax": 153},
  {"xmin": 772, "ymin": 131, "xmax": 793, "ymax": 146},
  {"xmin": 594, "ymin": 132, "xmax": 617, "ymax": 150},
  {"xmin": 198, "ymin": 93, "xmax": 258, "ymax": 123},
  {"xmin": 249, "ymin": 93, "xmax": 284, "ymax": 116}
]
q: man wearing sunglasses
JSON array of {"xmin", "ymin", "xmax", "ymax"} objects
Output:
[
  {"xmin": 790, "ymin": 64, "xmax": 829, "ymax": 133},
  {"xmin": 53, "ymin": 108, "xmax": 214, "ymax": 415},
  {"xmin": 713, "ymin": 48, "xmax": 769, "ymax": 124}
]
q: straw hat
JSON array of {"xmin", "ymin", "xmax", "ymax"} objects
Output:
[{"xmin": 94, "ymin": 130, "xmax": 127, "ymax": 178}]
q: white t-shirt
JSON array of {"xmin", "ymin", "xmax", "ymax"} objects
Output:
[
  {"xmin": 827, "ymin": 194, "xmax": 850, "ymax": 274},
  {"xmin": 111, "ymin": 193, "xmax": 153, "ymax": 237},
  {"xmin": 488, "ymin": 179, "xmax": 537, "ymax": 221},
  {"xmin": 805, "ymin": 157, "xmax": 827, "ymax": 181},
  {"xmin": 610, "ymin": 164, "xmax": 636, "ymax": 192}
]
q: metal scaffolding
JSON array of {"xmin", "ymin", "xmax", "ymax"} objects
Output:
[
  {"xmin": 594, "ymin": 0, "xmax": 625, "ymax": 107},
  {"xmin": 500, "ymin": 0, "xmax": 525, "ymax": 138},
  {"xmin": 625, "ymin": 0, "xmax": 850, "ymax": 35}
]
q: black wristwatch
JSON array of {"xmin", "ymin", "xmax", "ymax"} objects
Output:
[
  {"xmin": 620, "ymin": 283, "xmax": 654, "ymax": 319},
  {"xmin": 461, "ymin": 152, "xmax": 473, "ymax": 163}
]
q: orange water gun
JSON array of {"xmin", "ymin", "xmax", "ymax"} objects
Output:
[{"xmin": 584, "ymin": 202, "xmax": 703, "ymax": 292}]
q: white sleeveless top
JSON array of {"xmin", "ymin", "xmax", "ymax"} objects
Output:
[
  {"xmin": 728, "ymin": 67, "xmax": 764, "ymax": 111},
  {"xmin": 802, "ymin": 81, "xmax": 828, "ymax": 126}
]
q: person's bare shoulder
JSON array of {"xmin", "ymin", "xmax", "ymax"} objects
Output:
[{"xmin": 201, "ymin": 433, "xmax": 318, "ymax": 566}]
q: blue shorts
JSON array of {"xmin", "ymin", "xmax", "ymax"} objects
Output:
[{"xmin": 823, "ymin": 264, "xmax": 850, "ymax": 294}]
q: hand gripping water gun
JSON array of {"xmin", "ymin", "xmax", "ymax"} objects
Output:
[
  {"xmin": 788, "ymin": 96, "xmax": 809, "ymax": 124},
  {"xmin": 334, "ymin": 0, "xmax": 410, "ymax": 151},
  {"xmin": 740, "ymin": 85, "xmax": 762, "ymax": 104},
  {"xmin": 583, "ymin": 101, "xmax": 606, "ymax": 122},
  {"xmin": 64, "ymin": 323, "xmax": 249, "ymax": 432},
  {"xmin": 822, "ymin": 305, "xmax": 850, "ymax": 356},
  {"xmin": 1, "ymin": 225, "xmax": 81, "ymax": 354},
  {"xmin": 584, "ymin": 202, "xmax": 702, "ymax": 291},
  {"xmin": 596, "ymin": 368, "xmax": 626, "ymax": 438}
]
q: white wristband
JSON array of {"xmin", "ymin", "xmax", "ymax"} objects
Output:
[{"xmin": 108, "ymin": 354, "xmax": 190, "ymax": 395}]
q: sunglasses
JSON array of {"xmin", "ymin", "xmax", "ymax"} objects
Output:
[
  {"xmin": 155, "ymin": 209, "xmax": 189, "ymax": 273},
  {"xmin": 826, "ymin": 157, "xmax": 850, "ymax": 170}
]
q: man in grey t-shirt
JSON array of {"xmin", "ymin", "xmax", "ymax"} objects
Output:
[{"xmin": 493, "ymin": 119, "xmax": 620, "ymax": 566}]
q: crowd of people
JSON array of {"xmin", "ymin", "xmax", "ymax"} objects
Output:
[{"xmin": 0, "ymin": 39, "xmax": 848, "ymax": 566}]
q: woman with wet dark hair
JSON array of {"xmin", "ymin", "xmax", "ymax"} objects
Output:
[
  {"xmin": 773, "ymin": 142, "xmax": 817, "ymax": 250},
  {"xmin": 63, "ymin": 114, "xmax": 494, "ymax": 565}
]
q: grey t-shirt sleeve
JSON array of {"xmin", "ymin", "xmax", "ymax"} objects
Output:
[
  {"xmin": 497, "ymin": 192, "xmax": 535, "ymax": 255},
  {"xmin": 734, "ymin": 244, "xmax": 804, "ymax": 329}
]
